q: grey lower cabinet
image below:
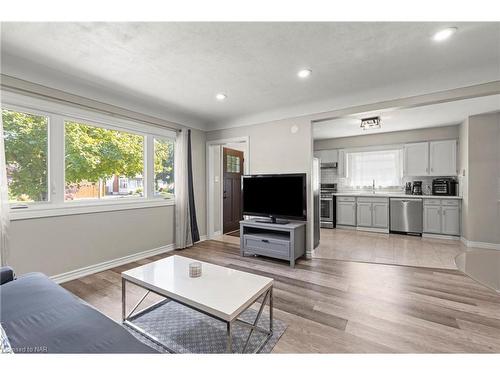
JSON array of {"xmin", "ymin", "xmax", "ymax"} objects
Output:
[
  {"xmin": 356, "ymin": 197, "xmax": 389, "ymax": 232},
  {"xmin": 240, "ymin": 219, "xmax": 306, "ymax": 267},
  {"xmin": 336, "ymin": 197, "xmax": 356, "ymax": 226},
  {"xmin": 423, "ymin": 199, "xmax": 460, "ymax": 236}
]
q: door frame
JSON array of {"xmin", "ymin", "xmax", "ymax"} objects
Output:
[{"xmin": 206, "ymin": 137, "xmax": 249, "ymax": 239}]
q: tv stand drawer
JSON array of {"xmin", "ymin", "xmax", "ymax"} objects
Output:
[{"xmin": 243, "ymin": 235, "xmax": 290, "ymax": 259}]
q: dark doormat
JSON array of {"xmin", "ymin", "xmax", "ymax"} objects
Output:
[{"xmin": 226, "ymin": 230, "xmax": 240, "ymax": 238}]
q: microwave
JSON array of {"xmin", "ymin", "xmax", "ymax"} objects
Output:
[{"xmin": 432, "ymin": 178, "xmax": 458, "ymax": 196}]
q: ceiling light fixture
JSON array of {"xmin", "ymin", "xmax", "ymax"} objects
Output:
[
  {"xmin": 297, "ymin": 69, "xmax": 312, "ymax": 79},
  {"xmin": 433, "ymin": 27, "xmax": 458, "ymax": 42},
  {"xmin": 215, "ymin": 93, "xmax": 227, "ymax": 101},
  {"xmin": 360, "ymin": 116, "xmax": 381, "ymax": 130}
]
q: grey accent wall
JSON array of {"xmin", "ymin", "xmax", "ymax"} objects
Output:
[
  {"xmin": 8, "ymin": 128, "xmax": 207, "ymax": 277},
  {"xmin": 9, "ymin": 206, "xmax": 175, "ymax": 276},
  {"xmin": 466, "ymin": 112, "xmax": 500, "ymax": 244},
  {"xmin": 206, "ymin": 118, "xmax": 313, "ymax": 254},
  {"xmin": 314, "ymin": 125, "xmax": 459, "ymax": 150}
]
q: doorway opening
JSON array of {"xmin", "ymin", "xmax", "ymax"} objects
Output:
[{"xmin": 206, "ymin": 137, "xmax": 249, "ymax": 241}]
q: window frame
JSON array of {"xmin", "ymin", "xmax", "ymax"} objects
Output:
[
  {"xmin": 153, "ymin": 135, "xmax": 175, "ymax": 198},
  {"xmin": 2, "ymin": 91, "xmax": 176, "ymax": 221},
  {"xmin": 344, "ymin": 145, "xmax": 404, "ymax": 189}
]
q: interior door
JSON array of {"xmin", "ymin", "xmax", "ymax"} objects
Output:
[{"xmin": 223, "ymin": 147, "xmax": 244, "ymax": 233}]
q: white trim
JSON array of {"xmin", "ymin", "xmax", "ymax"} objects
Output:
[
  {"xmin": 356, "ymin": 227, "xmax": 389, "ymax": 234},
  {"xmin": 460, "ymin": 237, "xmax": 500, "ymax": 250},
  {"xmin": 10, "ymin": 198, "xmax": 174, "ymax": 220},
  {"xmin": 336, "ymin": 225, "xmax": 356, "ymax": 230},
  {"xmin": 51, "ymin": 243, "xmax": 176, "ymax": 284},
  {"xmin": 50, "ymin": 235, "xmax": 209, "ymax": 284},
  {"xmin": 206, "ymin": 136, "xmax": 249, "ymax": 240},
  {"xmin": 1, "ymin": 90, "xmax": 177, "ymax": 138},
  {"xmin": 423, "ymin": 233, "xmax": 460, "ymax": 241}
]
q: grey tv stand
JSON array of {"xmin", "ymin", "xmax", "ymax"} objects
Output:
[{"xmin": 240, "ymin": 219, "xmax": 306, "ymax": 267}]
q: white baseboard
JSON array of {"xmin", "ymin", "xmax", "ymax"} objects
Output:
[
  {"xmin": 423, "ymin": 233, "xmax": 460, "ymax": 241},
  {"xmin": 356, "ymin": 227, "xmax": 389, "ymax": 234},
  {"xmin": 51, "ymin": 234, "xmax": 209, "ymax": 284},
  {"xmin": 461, "ymin": 237, "xmax": 500, "ymax": 250},
  {"xmin": 51, "ymin": 243, "xmax": 176, "ymax": 284}
]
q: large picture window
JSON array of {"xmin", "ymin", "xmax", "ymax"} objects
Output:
[
  {"xmin": 2, "ymin": 109, "xmax": 49, "ymax": 203},
  {"xmin": 64, "ymin": 121, "xmax": 144, "ymax": 201},
  {"xmin": 346, "ymin": 148, "xmax": 403, "ymax": 188},
  {"xmin": 1, "ymin": 92, "xmax": 177, "ymax": 218}
]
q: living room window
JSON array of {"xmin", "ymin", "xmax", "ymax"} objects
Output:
[
  {"xmin": 346, "ymin": 148, "xmax": 403, "ymax": 188},
  {"xmin": 154, "ymin": 137, "xmax": 175, "ymax": 198},
  {"xmin": 1, "ymin": 92, "xmax": 177, "ymax": 219},
  {"xmin": 2, "ymin": 109, "xmax": 49, "ymax": 203},
  {"xmin": 64, "ymin": 121, "xmax": 145, "ymax": 201}
]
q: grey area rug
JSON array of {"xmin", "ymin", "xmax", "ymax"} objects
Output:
[{"xmin": 124, "ymin": 300, "xmax": 287, "ymax": 353}]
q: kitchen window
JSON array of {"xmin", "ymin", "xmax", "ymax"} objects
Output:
[
  {"xmin": 346, "ymin": 148, "xmax": 403, "ymax": 188},
  {"xmin": 1, "ymin": 91, "xmax": 176, "ymax": 219}
]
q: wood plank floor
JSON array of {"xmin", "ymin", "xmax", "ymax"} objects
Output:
[{"xmin": 62, "ymin": 240, "xmax": 500, "ymax": 353}]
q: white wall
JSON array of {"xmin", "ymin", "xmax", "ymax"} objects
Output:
[
  {"xmin": 8, "ymin": 128, "xmax": 207, "ymax": 277},
  {"xmin": 206, "ymin": 118, "xmax": 313, "ymax": 255},
  {"xmin": 465, "ymin": 112, "xmax": 500, "ymax": 245}
]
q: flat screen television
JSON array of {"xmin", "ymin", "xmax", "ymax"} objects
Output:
[{"xmin": 242, "ymin": 173, "xmax": 307, "ymax": 223}]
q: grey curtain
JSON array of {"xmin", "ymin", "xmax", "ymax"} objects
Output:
[{"xmin": 186, "ymin": 130, "xmax": 200, "ymax": 243}]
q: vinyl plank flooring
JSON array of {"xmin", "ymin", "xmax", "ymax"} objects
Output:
[{"xmin": 61, "ymin": 240, "xmax": 500, "ymax": 353}]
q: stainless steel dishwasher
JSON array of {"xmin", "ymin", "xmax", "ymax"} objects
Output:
[{"xmin": 390, "ymin": 197, "xmax": 423, "ymax": 235}]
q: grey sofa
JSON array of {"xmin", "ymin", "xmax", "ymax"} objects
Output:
[{"xmin": 0, "ymin": 267, "xmax": 157, "ymax": 353}]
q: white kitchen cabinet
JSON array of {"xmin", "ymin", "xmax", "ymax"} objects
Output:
[
  {"xmin": 404, "ymin": 142, "xmax": 429, "ymax": 176},
  {"xmin": 423, "ymin": 199, "xmax": 460, "ymax": 236},
  {"xmin": 356, "ymin": 202, "xmax": 372, "ymax": 227},
  {"xmin": 442, "ymin": 206, "xmax": 460, "ymax": 235},
  {"xmin": 372, "ymin": 202, "xmax": 389, "ymax": 228},
  {"xmin": 337, "ymin": 200, "xmax": 356, "ymax": 226},
  {"xmin": 404, "ymin": 140, "xmax": 457, "ymax": 177},
  {"xmin": 337, "ymin": 149, "xmax": 346, "ymax": 178},
  {"xmin": 429, "ymin": 140, "xmax": 457, "ymax": 176},
  {"xmin": 314, "ymin": 149, "xmax": 338, "ymax": 163}
]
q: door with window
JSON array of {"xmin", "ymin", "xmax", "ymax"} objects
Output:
[{"xmin": 223, "ymin": 147, "xmax": 244, "ymax": 234}]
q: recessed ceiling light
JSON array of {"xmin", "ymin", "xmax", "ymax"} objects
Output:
[
  {"xmin": 215, "ymin": 93, "xmax": 227, "ymax": 101},
  {"xmin": 297, "ymin": 69, "xmax": 312, "ymax": 79},
  {"xmin": 433, "ymin": 27, "xmax": 458, "ymax": 42}
]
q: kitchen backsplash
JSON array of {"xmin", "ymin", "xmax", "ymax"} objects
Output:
[{"xmin": 321, "ymin": 168, "xmax": 449, "ymax": 195}]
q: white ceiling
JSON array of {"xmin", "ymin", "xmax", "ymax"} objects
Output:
[
  {"xmin": 1, "ymin": 22, "xmax": 500, "ymax": 130},
  {"xmin": 313, "ymin": 94, "xmax": 500, "ymax": 139}
]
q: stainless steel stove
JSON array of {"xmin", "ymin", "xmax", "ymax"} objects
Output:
[{"xmin": 320, "ymin": 183, "xmax": 337, "ymax": 228}]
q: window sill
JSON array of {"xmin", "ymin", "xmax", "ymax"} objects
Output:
[{"xmin": 9, "ymin": 198, "xmax": 175, "ymax": 221}]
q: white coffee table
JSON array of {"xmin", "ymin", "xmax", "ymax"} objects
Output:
[{"xmin": 121, "ymin": 255, "xmax": 274, "ymax": 353}]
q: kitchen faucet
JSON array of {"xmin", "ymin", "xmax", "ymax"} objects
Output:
[{"xmin": 372, "ymin": 179, "xmax": 376, "ymax": 194}]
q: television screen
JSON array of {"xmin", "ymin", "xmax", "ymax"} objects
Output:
[{"xmin": 242, "ymin": 174, "xmax": 307, "ymax": 221}]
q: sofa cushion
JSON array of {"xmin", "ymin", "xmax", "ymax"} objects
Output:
[{"xmin": 0, "ymin": 272, "xmax": 157, "ymax": 353}]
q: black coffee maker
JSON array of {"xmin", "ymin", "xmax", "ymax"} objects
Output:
[
  {"xmin": 405, "ymin": 182, "xmax": 412, "ymax": 195},
  {"xmin": 412, "ymin": 181, "xmax": 423, "ymax": 195}
]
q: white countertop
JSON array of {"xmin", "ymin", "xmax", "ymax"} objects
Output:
[
  {"xmin": 122, "ymin": 255, "xmax": 273, "ymax": 321},
  {"xmin": 333, "ymin": 192, "xmax": 462, "ymax": 199}
]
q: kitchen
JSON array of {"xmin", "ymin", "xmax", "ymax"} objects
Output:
[{"xmin": 312, "ymin": 95, "xmax": 500, "ymax": 270}]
